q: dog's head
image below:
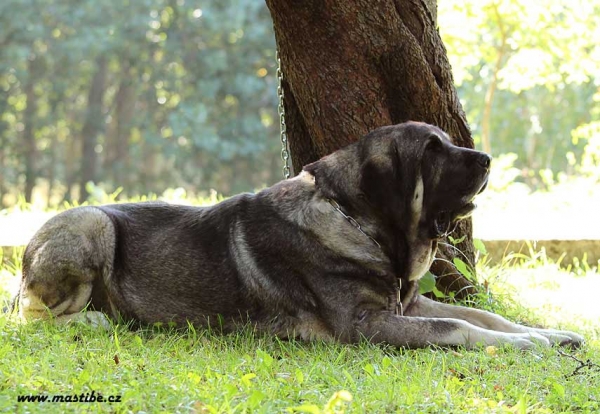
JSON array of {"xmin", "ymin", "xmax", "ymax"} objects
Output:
[
  {"xmin": 305, "ymin": 121, "xmax": 491, "ymax": 242},
  {"xmin": 417, "ymin": 125, "xmax": 490, "ymax": 238},
  {"xmin": 358, "ymin": 122, "xmax": 491, "ymax": 241}
]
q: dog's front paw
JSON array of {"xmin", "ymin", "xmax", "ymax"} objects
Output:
[
  {"xmin": 530, "ymin": 328, "xmax": 584, "ymax": 348},
  {"xmin": 473, "ymin": 331, "xmax": 551, "ymax": 350},
  {"xmin": 505, "ymin": 332, "xmax": 551, "ymax": 350},
  {"xmin": 56, "ymin": 311, "xmax": 112, "ymax": 330}
]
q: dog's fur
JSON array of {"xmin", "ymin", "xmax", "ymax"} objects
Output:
[{"xmin": 17, "ymin": 122, "xmax": 583, "ymax": 349}]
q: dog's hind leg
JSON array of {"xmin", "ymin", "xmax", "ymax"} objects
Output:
[
  {"xmin": 18, "ymin": 207, "xmax": 115, "ymax": 326},
  {"xmin": 54, "ymin": 311, "xmax": 112, "ymax": 329}
]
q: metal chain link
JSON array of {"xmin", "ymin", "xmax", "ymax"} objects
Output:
[
  {"xmin": 327, "ymin": 199, "xmax": 381, "ymax": 249},
  {"xmin": 276, "ymin": 50, "xmax": 291, "ymax": 179}
]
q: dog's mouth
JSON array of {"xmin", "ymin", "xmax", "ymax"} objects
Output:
[
  {"xmin": 477, "ymin": 177, "xmax": 489, "ymax": 195},
  {"xmin": 431, "ymin": 211, "xmax": 455, "ymax": 239},
  {"xmin": 426, "ymin": 172, "xmax": 489, "ymax": 240},
  {"xmin": 431, "ymin": 202, "xmax": 476, "ymax": 239}
]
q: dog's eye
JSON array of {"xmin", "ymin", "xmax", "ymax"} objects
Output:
[{"xmin": 426, "ymin": 135, "xmax": 443, "ymax": 152}]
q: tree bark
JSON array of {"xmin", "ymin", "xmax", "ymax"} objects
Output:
[
  {"xmin": 46, "ymin": 91, "xmax": 64, "ymax": 208},
  {"xmin": 266, "ymin": 0, "xmax": 477, "ymax": 297},
  {"xmin": 79, "ymin": 55, "xmax": 108, "ymax": 203}
]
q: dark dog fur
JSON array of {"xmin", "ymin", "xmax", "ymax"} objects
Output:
[{"xmin": 17, "ymin": 122, "xmax": 583, "ymax": 349}]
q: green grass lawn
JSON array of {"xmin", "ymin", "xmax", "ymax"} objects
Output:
[{"xmin": 1, "ymin": 246, "xmax": 599, "ymax": 413}]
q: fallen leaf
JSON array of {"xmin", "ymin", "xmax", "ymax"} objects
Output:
[{"xmin": 485, "ymin": 346, "xmax": 498, "ymax": 357}]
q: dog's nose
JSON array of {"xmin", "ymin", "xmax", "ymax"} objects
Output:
[{"xmin": 477, "ymin": 154, "xmax": 492, "ymax": 170}]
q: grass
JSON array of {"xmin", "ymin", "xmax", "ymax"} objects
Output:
[{"xmin": 1, "ymin": 245, "xmax": 599, "ymax": 413}]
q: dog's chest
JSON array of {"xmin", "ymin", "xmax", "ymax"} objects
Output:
[{"xmin": 407, "ymin": 242, "xmax": 435, "ymax": 281}]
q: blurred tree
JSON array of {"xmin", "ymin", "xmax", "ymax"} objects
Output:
[
  {"xmin": 79, "ymin": 55, "xmax": 108, "ymax": 202},
  {"xmin": 110, "ymin": 63, "xmax": 135, "ymax": 189},
  {"xmin": 23, "ymin": 56, "xmax": 41, "ymax": 203}
]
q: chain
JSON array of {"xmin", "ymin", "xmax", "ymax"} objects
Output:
[
  {"xmin": 327, "ymin": 199, "xmax": 381, "ymax": 249},
  {"xmin": 276, "ymin": 50, "xmax": 291, "ymax": 179},
  {"xmin": 395, "ymin": 278, "xmax": 403, "ymax": 316}
]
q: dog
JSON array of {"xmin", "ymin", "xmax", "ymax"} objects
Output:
[{"xmin": 16, "ymin": 122, "xmax": 583, "ymax": 349}]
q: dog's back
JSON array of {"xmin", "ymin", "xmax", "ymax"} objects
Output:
[
  {"xmin": 94, "ymin": 200, "xmax": 259, "ymax": 326},
  {"xmin": 18, "ymin": 199, "xmax": 258, "ymax": 326}
]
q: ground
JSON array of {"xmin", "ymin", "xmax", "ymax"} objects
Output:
[{"xmin": 0, "ymin": 243, "xmax": 598, "ymax": 413}]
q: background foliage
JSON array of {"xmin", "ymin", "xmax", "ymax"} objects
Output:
[
  {"xmin": 0, "ymin": 0, "xmax": 599, "ymax": 208},
  {"xmin": 440, "ymin": 0, "xmax": 600, "ymax": 188},
  {"xmin": 0, "ymin": 0, "xmax": 279, "ymax": 206}
]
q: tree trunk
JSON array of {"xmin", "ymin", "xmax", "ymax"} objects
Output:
[
  {"xmin": 23, "ymin": 57, "xmax": 40, "ymax": 204},
  {"xmin": 79, "ymin": 55, "xmax": 108, "ymax": 203},
  {"xmin": 266, "ymin": 0, "xmax": 477, "ymax": 297},
  {"xmin": 481, "ymin": 2, "xmax": 508, "ymax": 156},
  {"xmin": 0, "ymin": 92, "xmax": 8, "ymax": 207},
  {"xmin": 0, "ymin": 136, "xmax": 5, "ymax": 207},
  {"xmin": 107, "ymin": 63, "xmax": 134, "ymax": 193},
  {"xmin": 46, "ymin": 94, "xmax": 62, "ymax": 208},
  {"xmin": 63, "ymin": 133, "xmax": 80, "ymax": 203}
]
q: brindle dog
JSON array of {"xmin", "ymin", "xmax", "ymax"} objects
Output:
[{"xmin": 17, "ymin": 122, "xmax": 583, "ymax": 349}]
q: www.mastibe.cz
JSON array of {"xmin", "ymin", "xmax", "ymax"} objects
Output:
[{"xmin": 17, "ymin": 391, "xmax": 122, "ymax": 403}]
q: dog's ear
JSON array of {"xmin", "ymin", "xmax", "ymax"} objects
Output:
[
  {"xmin": 358, "ymin": 156, "xmax": 394, "ymax": 208},
  {"xmin": 358, "ymin": 138, "xmax": 416, "ymax": 209},
  {"xmin": 357, "ymin": 126, "xmax": 437, "ymax": 227},
  {"xmin": 423, "ymin": 132, "xmax": 443, "ymax": 152},
  {"xmin": 303, "ymin": 146, "xmax": 361, "ymax": 205}
]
